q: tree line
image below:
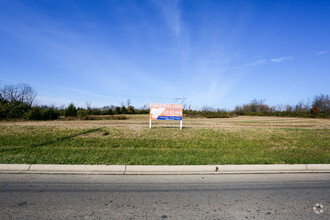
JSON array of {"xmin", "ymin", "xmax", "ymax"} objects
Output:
[
  {"xmin": 232, "ymin": 96, "xmax": 329, "ymax": 118},
  {"xmin": 0, "ymin": 83, "xmax": 329, "ymax": 120}
]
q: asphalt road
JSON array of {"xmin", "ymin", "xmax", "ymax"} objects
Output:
[{"xmin": 0, "ymin": 174, "xmax": 329, "ymax": 219}]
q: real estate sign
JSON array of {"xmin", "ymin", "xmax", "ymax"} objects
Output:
[
  {"xmin": 149, "ymin": 103, "xmax": 183, "ymax": 128},
  {"xmin": 150, "ymin": 103, "xmax": 183, "ymax": 120}
]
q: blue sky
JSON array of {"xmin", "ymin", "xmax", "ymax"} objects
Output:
[{"xmin": 0, "ymin": 0, "xmax": 329, "ymax": 109}]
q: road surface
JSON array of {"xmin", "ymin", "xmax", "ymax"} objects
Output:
[{"xmin": 0, "ymin": 173, "xmax": 329, "ymax": 219}]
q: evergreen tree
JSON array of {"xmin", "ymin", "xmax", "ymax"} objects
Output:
[{"xmin": 65, "ymin": 103, "xmax": 77, "ymax": 117}]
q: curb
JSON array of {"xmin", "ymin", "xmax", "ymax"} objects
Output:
[{"xmin": 0, "ymin": 164, "xmax": 330, "ymax": 175}]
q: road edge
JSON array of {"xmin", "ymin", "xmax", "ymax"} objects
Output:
[{"xmin": 0, "ymin": 164, "xmax": 329, "ymax": 175}]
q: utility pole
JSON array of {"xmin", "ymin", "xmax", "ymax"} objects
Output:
[{"xmin": 173, "ymin": 95, "xmax": 187, "ymax": 104}]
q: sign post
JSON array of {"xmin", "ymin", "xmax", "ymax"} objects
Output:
[{"xmin": 150, "ymin": 103, "xmax": 183, "ymax": 129}]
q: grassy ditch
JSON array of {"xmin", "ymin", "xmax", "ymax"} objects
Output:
[{"xmin": 0, "ymin": 116, "xmax": 329, "ymax": 165}]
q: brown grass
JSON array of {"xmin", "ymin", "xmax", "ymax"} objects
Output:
[{"xmin": 1, "ymin": 115, "xmax": 329, "ymax": 130}]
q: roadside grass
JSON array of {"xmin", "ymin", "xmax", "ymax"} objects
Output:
[{"xmin": 0, "ymin": 117, "xmax": 329, "ymax": 165}]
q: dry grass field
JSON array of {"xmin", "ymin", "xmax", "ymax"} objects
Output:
[{"xmin": 0, "ymin": 116, "xmax": 329, "ymax": 165}]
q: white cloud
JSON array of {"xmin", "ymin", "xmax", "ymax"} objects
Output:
[
  {"xmin": 271, "ymin": 56, "xmax": 293, "ymax": 63},
  {"xmin": 152, "ymin": 0, "xmax": 190, "ymax": 63},
  {"xmin": 153, "ymin": 0, "xmax": 181, "ymax": 37},
  {"xmin": 248, "ymin": 59, "xmax": 267, "ymax": 66},
  {"xmin": 316, "ymin": 51, "xmax": 328, "ymax": 55}
]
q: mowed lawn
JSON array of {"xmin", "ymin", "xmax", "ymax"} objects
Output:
[{"xmin": 0, "ymin": 116, "xmax": 329, "ymax": 165}]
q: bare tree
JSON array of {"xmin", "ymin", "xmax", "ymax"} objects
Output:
[
  {"xmin": 126, "ymin": 99, "xmax": 131, "ymax": 108},
  {"xmin": 141, "ymin": 104, "xmax": 148, "ymax": 110},
  {"xmin": 295, "ymin": 100, "xmax": 306, "ymax": 112},
  {"xmin": 201, "ymin": 105, "xmax": 215, "ymax": 112},
  {"xmin": 249, "ymin": 99, "xmax": 269, "ymax": 112},
  {"xmin": 312, "ymin": 94, "xmax": 329, "ymax": 113},
  {"xmin": 85, "ymin": 100, "xmax": 92, "ymax": 110},
  {"xmin": 275, "ymin": 104, "xmax": 285, "ymax": 112},
  {"xmin": 0, "ymin": 87, "xmax": 4, "ymax": 102},
  {"xmin": 0, "ymin": 83, "xmax": 36, "ymax": 106},
  {"xmin": 20, "ymin": 84, "xmax": 37, "ymax": 106},
  {"xmin": 285, "ymin": 105, "xmax": 293, "ymax": 112}
]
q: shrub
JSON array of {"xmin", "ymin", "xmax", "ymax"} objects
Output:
[
  {"xmin": 115, "ymin": 107, "xmax": 121, "ymax": 114},
  {"xmin": 311, "ymin": 106, "xmax": 320, "ymax": 116},
  {"xmin": 77, "ymin": 109, "xmax": 88, "ymax": 117},
  {"xmin": 205, "ymin": 112, "xmax": 231, "ymax": 118},
  {"xmin": 27, "ymin": 107, "xmax": 43, "ymax": 120},
  {"xmin": 312, "ymin": 94, "xmax": 329, "ymax": 114},
  {"xmin": 0, "ymin": 103, "xmax": 9, "ymax": 119},
  {"xmin": 42, "ymin": 108, "xmax": 59, "ymax": 120},
  {"xmin": 7, "ymin": 102, "xmax": 30, "ymax": 118},
  {"xmin": 121, "ymin": 106, "xmax": 128, "ymax": 114},
  {"xmin": 106, "ymin": 109, "xmax": 113, "ymax": 115},
  {"xmin": 65, "ymin": 103, "xmax": 77, "ymax": 117},
  {"xmin": 91, "ymin": 108, "xmax": 101, "ymax": 115},
  {"xmin": 127, "ymin": 106, "xmax": 135, "ymax": 114}
]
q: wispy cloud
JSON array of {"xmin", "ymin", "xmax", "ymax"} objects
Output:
[
  {"xmin": 152, "ymin": 0, "xmax": 190, "ymax": 63},
  {"xmin": 248, "ymin": 59, "xmax": 267, "ymax": 66},
  {"xmin": 245, "ymin": 56, "xmax": 294, "ymax": 67},
  {"xmin": 316, "ymin": 51, "xmax": 328, "ymax": 55},
  {"xmin": 271, "ymin": 56, "xmax": 293, "ymax": 63},
  {"xmin": 153, "ymin": 0, "xmax": 181, "ymax": 37}
]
